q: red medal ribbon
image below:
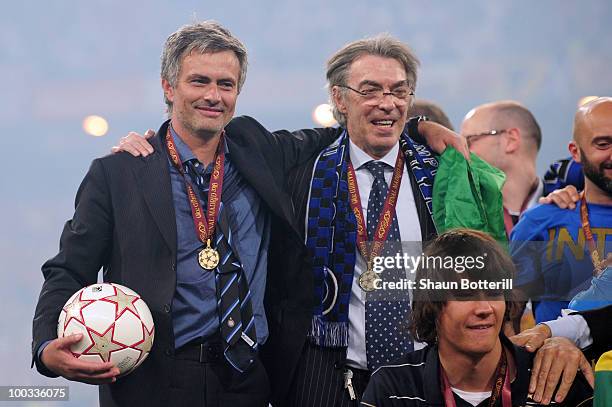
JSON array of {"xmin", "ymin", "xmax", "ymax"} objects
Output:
[
  {"xmin": 165, "ymin": 127, "xmax": 225, "ymax": 246},
  {"xmin": 503, "ymin": 179, "xmax": 539, "ymax": 237},
  {"xmin": 580, "ymin": 191, "xmax": 611, "ymax": 276},
  {"xmin": 440, "ymin": 347, "xmax": 511, "ymax": 407},
  {"xmin": 346, "ymin": 149, "xmax": 404, "ymax": 268}
]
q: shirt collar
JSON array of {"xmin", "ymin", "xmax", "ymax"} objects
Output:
[
  {"xmin": 525, "ymin": 178, "xmax": 544, "ymax": 211},
  {"xmin": 169, "ymin": 123, "xmax": 229, "ymax": 166},
  {"xmin": 348, "ymin": 138, "xmax": 400, "ymax": 170},
  {"xmin": 169, "ymin": 123, "xmax": 196, "ymax": 165}
]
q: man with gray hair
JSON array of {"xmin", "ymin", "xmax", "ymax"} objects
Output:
[
  {"xmin": 31, "ymin": 21, "xmax": 339, "ymax": 407},
  {"xmin": 276, "ymin": 35, "xmax": 441, "ymax": 406},
  {"xmin": 217, "ymin": 35, "xmax": 458, "ymax": 406}
]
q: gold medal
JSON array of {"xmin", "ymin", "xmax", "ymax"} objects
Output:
[
  {"xmin": 198, "ymin": 240, "xmax": 220, "ymax": 270},
  {"xmin": 592, "ymin": 250, "xmax": 601, "ymax": 266},
  {"xmin": 593, "ymin": 253, "xmax": 612, "ymax": 277},
  {"xmin": 359, "ymin": 270, "xmax": 378, "ymax": 292},
  {"xmin": 581, "ymin": 192, "xmax": 612, "ymax": 277}
]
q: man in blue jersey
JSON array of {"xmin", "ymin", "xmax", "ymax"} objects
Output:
[
  {"xmin": 542, "ymin": 157, "xmax": 584, "ymax": 198},
  {"xmin": 510, "ymin": 97, "xmax": 612, "ymax": 324}
]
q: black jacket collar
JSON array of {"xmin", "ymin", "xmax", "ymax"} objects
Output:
[
  {"xmin": 134, "ymin": 120, "xmax": 177, "ymax": 254},
  {"xmin": 423, "ymin": 335, "xmax": 530, "ymax": 406}
]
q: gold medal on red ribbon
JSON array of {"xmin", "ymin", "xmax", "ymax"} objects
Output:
[
  {"xmin": 347, "ymin": 150, "xmax": 405, "ymax": 292},
  {"xmin": 358, "ymin": 269, "xmax": 378, "ymax": 292},
  {"xmin": 166, "ymin": 126, "xmax": 225, "ymax": 272},
  {"xmin": 198, "ymin": 239, "xmax": 220, "ymax": 270},
  {"xmin": 580, "ymin": 192, "xmax": 612, "ymax": 276}
]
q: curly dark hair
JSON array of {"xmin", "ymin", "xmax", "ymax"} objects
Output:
[{"xmin": 409, "ymin": 228, "xmax": 520, "ymax": 345}]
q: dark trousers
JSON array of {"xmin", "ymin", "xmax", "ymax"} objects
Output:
[
  {"xmin": 284, "ymin": 341, "xmax": 370, "ymax": 407},
  {"xmin": 167, "ymin": 341, "xmax": 270, "ymax": 407}
]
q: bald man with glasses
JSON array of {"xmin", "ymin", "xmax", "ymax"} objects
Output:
[{"xmin": 460, "ymin": 100, "xmax": 543, "ymax": 237}]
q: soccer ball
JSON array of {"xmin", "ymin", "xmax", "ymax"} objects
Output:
[{"xmin": 58, "ymin": 283, "xmax": 154, "ymax": 377}]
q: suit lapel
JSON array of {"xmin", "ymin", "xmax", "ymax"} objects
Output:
[
  {"xmin": 134, "ymin": 121, "xmax": 177, "ymax": 255},
  {"xmin": 226, "ymin": 136, "xmax": 299, "ymax": 233}
]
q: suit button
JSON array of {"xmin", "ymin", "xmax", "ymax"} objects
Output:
[
  {"xmin": 171, "ymin": 262, "xmax": 176, "ymax": 271},
  {"xmin": 163, "ymin": 304, "xmax": 171, "ymax": 313},
  {"xmin": 165, "ymin": 348, "xmax": 172, "ymax": 356}
]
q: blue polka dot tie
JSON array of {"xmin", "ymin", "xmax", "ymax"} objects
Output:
[{"xmin": 363, "ymin": 160, "xmax": 413, "ymax": 370}]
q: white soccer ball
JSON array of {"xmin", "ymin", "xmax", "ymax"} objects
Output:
[{"xmin": 58, "ymin": 283, "xmax": 155, "ymax": 377}]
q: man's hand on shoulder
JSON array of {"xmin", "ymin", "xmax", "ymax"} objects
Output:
[
  {"xmin": 41, "ymin": 334, "xmax": 120, "ymax": 385},
  {"xmin": 538, "ymin": 185, "xmax": 580, "ymax": 209},
  {"xmin": 418, "ymin": 121, "xmax": 470, "ymax": 160},
  {"xmin": 111, "ymin": 129, "xmax": 156, "ymax": 157}
]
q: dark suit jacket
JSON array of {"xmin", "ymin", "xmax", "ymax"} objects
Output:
[
  {"xmin": 32, "ymin": 117, "xmax": 335, "ymax": 407},
  {"xmin": 578, "ymin": 305, "xmax": 612, "ymax": 360}
]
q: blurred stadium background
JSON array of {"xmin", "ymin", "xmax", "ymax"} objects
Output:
[{"xmin": 1, "ymin": 1, "xmax": 611, "ymax": 405}]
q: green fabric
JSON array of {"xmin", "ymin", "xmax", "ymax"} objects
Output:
[
  {"xmin": 433, "ymin": 148, "xmax": 507, "ymax": 244},
  {"xmin": 594, "ymin": 351, "xmax": 612, "ymax": 407}
]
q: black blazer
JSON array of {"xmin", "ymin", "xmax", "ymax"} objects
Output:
[
  {"xmin": 578, "ymin": 305, "xmax": 612, "ymax": 362},
  {"xmin": 32, "ymin": 117, "xmax": 335, "ymax": 407}
]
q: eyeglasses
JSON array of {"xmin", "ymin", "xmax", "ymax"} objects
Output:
[
  {"xmin": 337, "ymin": 85, "xmax": 415, "ymax": 104},
  {"xmin": 464, "ymin": 129, "xmax": 508, "ymax": 146}
]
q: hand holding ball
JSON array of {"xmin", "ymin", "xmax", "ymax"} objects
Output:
[{"xmin": 58, "ymin": 283, "xmax": 154, "ymax": 377}]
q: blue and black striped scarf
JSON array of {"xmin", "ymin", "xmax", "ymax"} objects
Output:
[{"xmin": 305, "ymin": 130, "xmax": 438, "ymax": 347}]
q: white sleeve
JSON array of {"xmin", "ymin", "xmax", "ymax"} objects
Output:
[{"xmin": 542, "ymin": 314, "xmax": 593, "ymax": 349}]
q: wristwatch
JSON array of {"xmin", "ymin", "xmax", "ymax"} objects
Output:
[{"xmin": 406, "ymin": 115, "xmax": 430, "ymax": 143}]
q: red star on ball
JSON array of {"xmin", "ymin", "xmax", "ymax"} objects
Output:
[
  {"xmin": 100, "ymin": 285, "xmax": 140, "ymax": 319},
  {"xmin": 62, "ymin": 293, "xmax": 94, "ymax": 330}
]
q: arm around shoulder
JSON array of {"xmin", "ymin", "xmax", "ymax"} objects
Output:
[{"xmin": 225, "ymin": 115, "xmax": 340, "ymax": 173}]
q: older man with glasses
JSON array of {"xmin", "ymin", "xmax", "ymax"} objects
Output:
[{"xmin": 275, "ymin": 36, "xmax": 440, "ymax": 406}]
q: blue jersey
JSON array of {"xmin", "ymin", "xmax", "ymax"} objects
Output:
[
  {"xmin": 510, "ymin": 201, "xmax": 612, "ymax": 323},
  {"xmin": 542, "ymin": 157, "xmax": 584, "ymax": 196}
]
